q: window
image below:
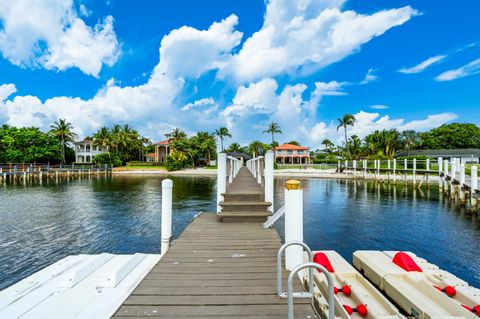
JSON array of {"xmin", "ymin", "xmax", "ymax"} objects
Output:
[
  {"xmin": 86, "ymin": 145, "xmax": 91, "ymax": 152},
  {"xmin": 287, "ymin": 150, "xmax": 293, "ymax": 155}
]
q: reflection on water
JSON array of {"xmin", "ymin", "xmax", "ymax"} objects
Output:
[
  {"xmin": 0, "ymin": 175, "xmax": 216, "ymax": 290},
  {"xmin": 1, "ymin": 175, "xmax": 479, "ymax": 290},
  {"xmin": 274, "ymin": 178, "xmax": 480, "ymax": 288}
]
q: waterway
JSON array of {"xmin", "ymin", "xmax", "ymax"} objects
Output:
[{"xmin": 0, "ymin": 175, "xmax": 479, "ymax": 290}]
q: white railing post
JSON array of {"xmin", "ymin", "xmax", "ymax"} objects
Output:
[
  {"xmin": 353, "ymin": 160, "xmax": 357, "ymax": 177},
  {"xmin": 228, "ymin": 157, "xmax": 233, "ymax": 184},
  {"xmin": 472, "ymin": 166, "xmax": 478, "ymax": 192},
  {"xmin": 257, "ymin": 157, "xmax": 263, "ymax": 184},
  {"xmin": 438, "ymin": 157, "xmax": 443, "ymax": 188},
  {"xmin": 284, "ymin": 180, "xmax": 303, "ymax": 271},
  {"xmin": 265, "ymin": 150, "xmax": 274, "ymax": 213},
  {"xmin": 412, "ymin": 158, "xmax": 416, "ymax": 185},
  {"xmin": 444, "ymin": 159, "xmax": 449, "ymax": 190},
  {"xmin": 393, "ymin": 159, "xmax": 397, "ymax": 183},
  {"xmin": 217, "ymin": 153, "xmax": 227, "ymax": 213},
  {"xmin": 161, "ymin": 179, "xmax": 173, "ymax": 255},
  {"xmin": 459, "ymin": 163, "xmax": 466, "ymax": 203},
  {"xmin": 363, "ymin": 159, "xmax": 367, "ymax": 179},
  {"xmin": 253, "ymin": 159, "xmax": 257, "ymax": 178}
]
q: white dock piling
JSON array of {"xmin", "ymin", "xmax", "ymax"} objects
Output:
[
  {"xmin": 459, "ymin": 164, "xmax": 466, "ymax": 204},
  {"xmin": 443, "ymin": 160, "xmax": 449, "ymax": 191},
  {"xmin": 161, "ymin": 179, "xmax": 173, "ymax": 255},
  {"xmin": 217, "ymin": 153, "xmax": 227, "ymax": 213},
  {"xmin": 284, "ymin": 180, "xmax": 303, "ymax": 271},
  {"xmin": 257, "ymin": 157, "xmax": 262, "ymax": 184},
  {"xmin": 412, "ymin": 159, "xmax": 416, "ymax": 185},
  {"xmin": 438, "ymin": 157, "xmax": 443, "ymax": 188},
  {"xmin": 353, "ymin": 160, "xmax": 357, "ymax": 178},
  {"xmin": 393, "ymin": 159, "xmax": 397, "ymax": 184},
  {"xmin": 471, "ymin": 166, "xmax": 478, "ymax": 210},
  {"xmin": 264, "ymin": 150, "xmax": 274, "ymax": 213}
]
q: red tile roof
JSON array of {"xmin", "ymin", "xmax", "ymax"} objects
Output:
[
  {"xmin": 146, "ymin": 153, "xmax": 156, "ymax": 157},
  {"xmin": 154, "ymin": 139, "xmax": 170, "ymax": 146},
  {"xmin": 274, "ymin": 143, "xmax": 309, "ymax": 151}
]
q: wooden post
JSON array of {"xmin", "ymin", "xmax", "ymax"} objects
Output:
[
  {"xmin": 393, "ymin": 159, "xmax": 397, "ymax": 184},
  {"xmin": 471, "ymin": 166, "xmax": 478, "ymax": 211},
  {"xmin": 412, "ymin": 159, "xmax": 416, "ymax": 185},
  {"xmin": 265, "ymin": 150, "xmax": 274, "ymax": 213},
  {"xmin": 459, "ymin": 163, "xmax": 466, "ymax": 204},
  {"xmin": 217, "ymin": 153, "xmax": 227, "ymax": 213},
  {"xmin": 161, "ymin": 179, "xmax": 173, "ymax": 255},
  {"xmin": 363, "ymin": 160, "xmax": 367, "ymax": 179},
  {"xmin": 438, "ymin": 157, "xmax": 443, "ymax": 189},
  {"xmin": 387, "ymin": 160, "xmax": 391, "ymax": 183}
]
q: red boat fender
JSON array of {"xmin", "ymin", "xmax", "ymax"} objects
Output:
[
  {"xmin": 334, "ymin": 285, "xmax": 352, "ymax": 296},
  {"xmin": 343, "ymin": 304, "xmax": 368, "ymax": 317},
  {"xmin": 313, "ymin": 252, "xmax": 335, "ymax": 273},
  {"xmin": 462, "ymin": 304, "xmax": 480, "ymax": 315},
  {"xmin": 434, "ymin": 285, "xmax": 457, "ymax": 297},
  {"xmin": 392, "ymin": 252, "xmax": 423, "ymax": 272}
]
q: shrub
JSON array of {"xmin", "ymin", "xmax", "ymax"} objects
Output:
[
  {"xmin": 165, "ymin": 149, "xmax": 189, "ymax": 171},
  {"xmin": 92, "ymin": 153, "xmax": 122, "ymax": 167}
]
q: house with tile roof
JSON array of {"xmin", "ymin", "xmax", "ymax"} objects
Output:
[
  {"xmin": 153, "ymin": 139, "xmax": 171, "ymax": 163},
  {"xmin": 274, "ymin": 143, "xmax": 311, "ymax": 164}
]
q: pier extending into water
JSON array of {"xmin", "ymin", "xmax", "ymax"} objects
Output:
[
  {"xmin": 0, "ymin": 163, "xmax": 112, "ymax": 184},
  {"xmin": 340, "ymin": 158, "xmax": 479, "ymax": 211},
  {"xmin": 112, "ymin": 152, "xmax": 319, "ymax": 318}
]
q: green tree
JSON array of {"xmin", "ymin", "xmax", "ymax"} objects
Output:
[
  {"xmin": 49, "ymin": 119, "xmax": 78, "ymax": 164},
  {"xmin": 227, "ymin": 142, "xmax": 242, "ymax": 152},
  {"xmin": 401, "ymin": 130, "xmax": 421, "ymax": 155},
  {"xmin": 0, "ymin": 125, "xmax": 61, "ymax": 163},
  {"xmin": 263, "ymin": 122, "xmax": 282, "ymax": 144},
  {"xmin": 420, "ymin": 123, "xmax": 480, "ymax": 149},
  {"xmin": 214, "ymin": 127, "xmax": 232, "ymax": 151},
  {"xmin": 165, "ymin": 128, "xmax": 187, "ymax": 141},
  {"xmin": 321, "ymin": 139, "xmax": 334, "ymax": 153},
  {"xmin": 287, "ymin": 140, "xmax": 300, "ymax": 146},
  {"xmin": 337, "ymin": 114, "xmax": 356, "ymax": 158}
]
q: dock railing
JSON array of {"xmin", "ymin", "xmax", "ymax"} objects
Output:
[
  {"xmin": 216, "ymin": 153, "xmax": 242, "ymax": 213},
  {"xmin": 246, "ymin": 150, "xmax": 274, "ymax": 212},
  {"xmin": 338, "ymin": 158, "xmax": 479, "ymax": 211}
]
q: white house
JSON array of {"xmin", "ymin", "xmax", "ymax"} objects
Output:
[{"xmin": 74, "ymin": 139, "xmax": 108, "ymax": 163}]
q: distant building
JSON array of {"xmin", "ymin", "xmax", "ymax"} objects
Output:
[
  {"xmin": 227, "ymin": 152, "xmax": 252, "ymax": 163},
  {"xmin": 274, "ymin": 143, "xmax": 311, "ymax": 164},
  {"xmin": 146, "ymin": 153, "xmax": 156, "ymax": 162},
  {"xmin": 153, "ymin": 139, "xmax": 171, "ymax": 163},
  {"xmin": 395, "ymin": 149, "xmax": 480, "ymax": 163},
  {"xmin": 74, "ymin": 139, "xmax": 108, "ymax": 163}
]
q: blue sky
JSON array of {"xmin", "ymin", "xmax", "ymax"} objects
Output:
[{"xmin": 0, "ymin": 0, "xmax": 479, "ymax": 147}]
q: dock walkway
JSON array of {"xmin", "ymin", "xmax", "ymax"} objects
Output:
[{"xmin": 113, "ymin": 166, "xmax": 317, "ymax": 318}]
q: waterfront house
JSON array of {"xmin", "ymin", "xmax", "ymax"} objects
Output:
[
  {"xmin": 395, "ymin": 149, "xmax": 480, "ymax": 163},
  {"xmin": 74, "ymin": 139, "xmax": 108, "ymax": 163},
  {"xmin": 274, "ymin": 143, "xmax": 311, "ymax": 164},
  {"xmin": 153, "ymin": 139, "xmax": 171, "ymax": 164}
]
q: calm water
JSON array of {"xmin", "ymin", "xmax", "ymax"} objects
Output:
[{"xmin": 0, "ymin": 176, "xmax": 479, "ymax": 290}]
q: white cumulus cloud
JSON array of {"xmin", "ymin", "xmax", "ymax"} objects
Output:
[
  {"xmin": 220, "ymin": 0, "xmax": 418, "ymax": 82},
  {"xmin": 156, "ymin": 14, "xmax": 242, "ymax": 79},
  {"xmin": 0, "ymin": 0, "xmax": 120, "ymax": 77}
]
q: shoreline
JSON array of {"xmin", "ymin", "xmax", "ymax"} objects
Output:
[{"xmin": 112, "ymin": 167, "xmax": 445, "ymax": 181}]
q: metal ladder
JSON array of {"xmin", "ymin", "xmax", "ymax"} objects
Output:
[{"xmin": 277, "ymin": 241, "xmax": 335, "ymax": 319}]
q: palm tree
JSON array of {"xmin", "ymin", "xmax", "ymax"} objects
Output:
[
  {"xmin": 321, "ymin": 139, "xmax": 334, "ymax": 153},
  {"xmin": 93, "ymin": 127, "xmax": 112, "ymax": 162},
  {"xmin": 263, "ymin": 122, "xmax": 282, "ymax": 144},
  {"xmin": 214, "ymin": 127, "xmax": 232, "ymax": 151},
  {"xmin": 337, "ymin": 114, "xmax": 356, "ymax": 158},
  {"xmin": 227, "ymin": 142, "xmax": 242, "ymax": 152},
  {"xmin": 248, "ymin": 140, "xmax": 265, "ymax": 157},
  {"xmin": 166, "ymin": 128, "xmax": 187, "ymax": 141},
  {"xmin": 401, "ymin": 130, "xmax": 419, "ymax": 156},
  {"xmin": 111, "ymin": 124, "xmax": 122, "ymax": 153},
  {"xmin": 50, "ymin": 119, "xmax": 78, "ymax": 164}
]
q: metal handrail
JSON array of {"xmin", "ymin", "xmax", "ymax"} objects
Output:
[
  {"xmin": 277, "ymin": 241, "xmax": 313, "ymax": 298},
  {"xmin": 288, "ymin": 262, "xmax": 335, "ymax": 319}
]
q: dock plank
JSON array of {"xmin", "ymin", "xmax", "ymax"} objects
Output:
[{"xmin": 112, "ymin": 167, "xmax": 317, "ymax": 319}]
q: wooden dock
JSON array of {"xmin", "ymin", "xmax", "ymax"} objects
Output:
[{"xmin": 112, "ymin": 167, "xmax": 318, "ymax": 318}]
